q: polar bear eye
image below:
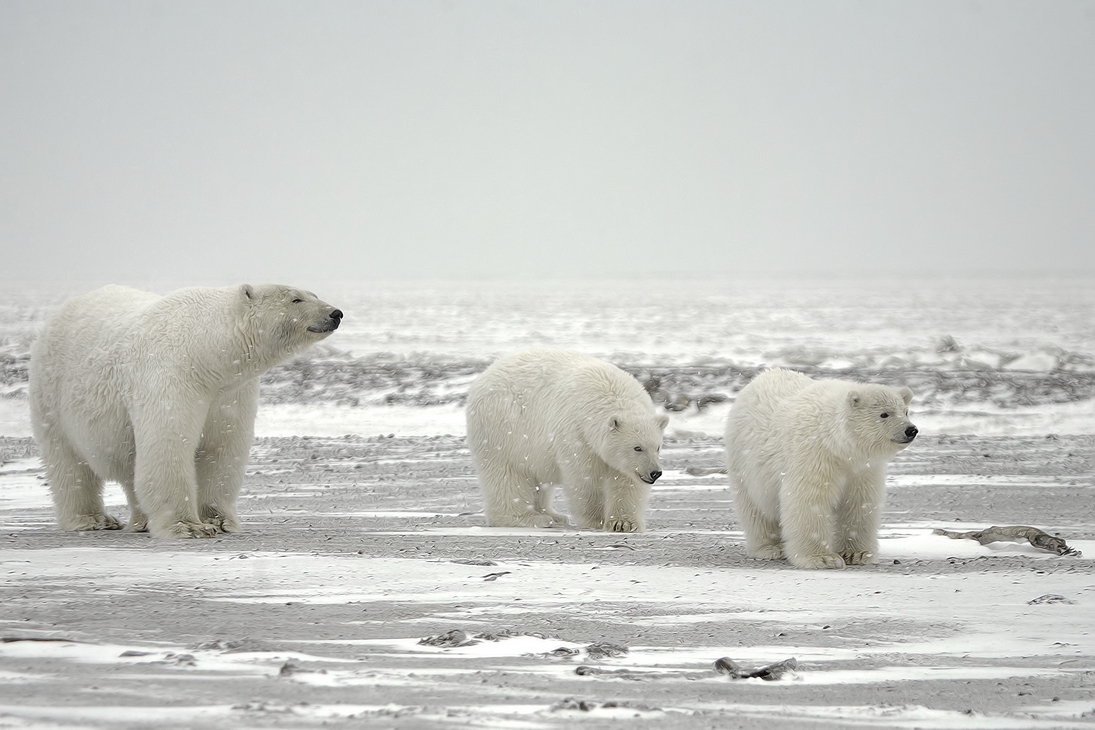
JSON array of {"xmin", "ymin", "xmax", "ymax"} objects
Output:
[
  {"xmin": 633, "ymin": 446, "xmax": 643, "ymax": 452},
  {"xmin": 291, "ymin": 298, "xmax": 303, "ymax": 304},
  {"xmin": 880, "ymin": 412, "xmax": 890, "ymax": 419}
]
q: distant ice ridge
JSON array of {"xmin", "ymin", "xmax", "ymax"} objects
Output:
[
  {"xmin": 256, "ymin": 342, "xmax": 1095, "ymax": 414},
  {"xmin": 755, "ymin": 335, "xmax": 1093, "ymax": 374},
  {"xmin": 1, "ymin": 277, "xmax": 1092, "ymax": 436}
]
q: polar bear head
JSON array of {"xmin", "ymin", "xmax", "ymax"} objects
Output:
[
  {"xmin": 238, "ymin": 284, "xmax": 343, "ymax": 358},
  {"xmin": 845, "ymin": 384, "xmax": 917, "ymax": 455},
  {"xmin": 596, "ymin": 412, "xmax": 671, "ymax": 485}
]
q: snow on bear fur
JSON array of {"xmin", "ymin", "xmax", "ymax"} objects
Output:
[
  {"xmin": 28, "ymin": 284, "xmax": 343, "ymax": 538},
  {"xmin": 725, "ymin": 369, "xmax": 917, "ymax": 569},
  {"xmin": 466, "ymin": 348, "xmax": 669, "ymax": 532}
]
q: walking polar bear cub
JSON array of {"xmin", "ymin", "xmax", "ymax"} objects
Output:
[
  {"xmin": 725, "ymin": 369, "xmax": 917, "ymax": 569},
  {"xmin": 29, "ymin": 284, "xmax": 342, "ymax": 539},
  {"xmin": 467, "ymin": 348, "xmax": 669, "ymax": 532}
]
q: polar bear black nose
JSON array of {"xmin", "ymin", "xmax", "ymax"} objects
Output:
[
  {"xmin": 904, "ymin": 425, "xmax": 918, "ymax": 440},
  {"xmin": 330, "ymin": 309, "xmax": 343, "ymax": 321},
  {"xmin": 649, "ymin": 470, "xmax": 662, "ymax": 483}
]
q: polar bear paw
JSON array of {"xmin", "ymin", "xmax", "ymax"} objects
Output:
[
  {"xmin": 841, "ymin": 550, "xmax": 878, "ymax": 566},
  {"xmin": 201, "ymin": 508, "xmax": 242, "ymax": 533},
  {"xmin": 604, "ymin": 518, "xmax": 640, "ymax": 533},
  {"xmin": 794, "ymin": 553, "xmax": 846, "ymax": 570},
  {"xmin": 543, "ymin": 509, "xmax": 572, "ymax": 527},
  {"xmin": 126, "ymin": 505, "xmax": 150, "ymax": 532},
  {"xmin": 159, "ymin": 520, "xmax": 221, "ymax": 539},
  {"xmin": 748, "ymin": 544, "xmax": 785, "ymax": 560},
  {"xmin": 65, "ymin": 513, "xmax": 123, "ymax": 531},
  {"xmin": 530, "ymin": 513, "xmax": 570, "ymax": 529}
]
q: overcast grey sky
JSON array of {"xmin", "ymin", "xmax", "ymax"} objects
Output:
[{"xmin": 1, "ymin": 0, "xmax": 1093, "ymax": 284}]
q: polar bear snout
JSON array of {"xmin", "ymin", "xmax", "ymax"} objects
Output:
[
  {"xmin": 894, "ymin": 424, "xmax": 919, "ymax": 444},
  {"xmin": 641, "ymin": 469, "xmax": 663, "ymax": 485},
  {"xmin": 308, "ymin": 309, "xmax": 343, "ymax": 334}
]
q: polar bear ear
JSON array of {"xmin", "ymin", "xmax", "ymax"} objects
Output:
[
  {"xmin": 608, "ymin": 416, "xmax": 621, "ymax": 431},
  {"xmin": 656, "ymin": 414, "xmax": 669, "ymax": 431},
  {"xmin": 899, "ymin": 386, "xmax": 913, "ymax": 405},
  {"xmin": 847, "ymin": 390, "xmax": 861, "ymax": 407},
  {"xmin": 239, "ymin": 284, "xmax": 255, "ymax": 301}
]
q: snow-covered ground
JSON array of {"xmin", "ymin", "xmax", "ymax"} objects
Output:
[{"xmin": 1, "ymin": 277, "xmax": 1093, "ymax": 728}]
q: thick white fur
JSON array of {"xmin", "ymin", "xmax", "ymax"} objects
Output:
[
  {"xmin": 466, "ymin": 348, "xmax": 669, "ymax": 532},
  {"xmin": 28, "ymin": 284, "xmax": 341, "ymax": 538},
  {"xmin": 725, "ymin": 369, "xmax": 916, "ymax": 569}
]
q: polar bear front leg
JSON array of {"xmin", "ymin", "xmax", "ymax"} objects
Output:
[
  {"xmin": 779, "ymin": 468, "xmax": 845, "ymax": 569},
  {"xmin": 600, "ymin": 471, "xmax": 648, "ymax": 533},
  {"xmin": 195, "ymin": 389, "xmax": 258, "ymax": 534},
  {"xmin": 835, "ymin": 467, "xmax": 886, "ymax": 565},
  {"xmin": 41, "ymin": 438, "xmax": 122, "ymax": 532},
  {"xmin": 132, "ymin": 424, "xmax": 217, "ymax": 540}
]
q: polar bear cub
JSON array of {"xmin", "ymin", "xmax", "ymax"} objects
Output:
[
  {"xmin": 725, "ymin": 369, "xmax": 917, "ymax": 569},
  {"xmin": 29, "ymin": 283, "xmax": 342, "ymax": 538},
  {"xmin": 466, "ymin": 348, "xmax": 669, "ymax": 532}
]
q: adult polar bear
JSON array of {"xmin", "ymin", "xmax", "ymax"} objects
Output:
[
  {"xmin": 725, "ymin": 369, "xmax": 917, "ymax": 569},
  {"xmin": 467, "ymin": 348, "xmax": 668, "ymax": 532},
  {"xmin": 29, "ymin": 284, "xmax": 342, "ymax": 538}
]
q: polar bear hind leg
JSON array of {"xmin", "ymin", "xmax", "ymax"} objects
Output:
[
  {"xmin": 119, "ymin": 477, "xmax": 149, "ymax": 532},
  {"xmin": 41, "ymin": 437, "xmax": 122, "ymax": 531},
  {"xmin": 480, "ymin": 461, "xmax": 564, "ymax": 528},
  {"xmin": 532, "ymin": 483, "xmax": 572, "ymax": 527},
  {"xmin": 732, "ymin": 483, "xmax": 784, "ymax": 560}
]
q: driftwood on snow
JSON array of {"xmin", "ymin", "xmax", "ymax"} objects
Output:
[{"xmin": 933, "ymin": 525, "xmax": 1081, "ymax": 557}]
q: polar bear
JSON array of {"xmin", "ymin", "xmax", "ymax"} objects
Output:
[
  {"xmin": 466, "ymin": 348, "xmax": 669, "ymax": 532},
  {"xmin": 28, "ymin": 284, "xmax": 342, "ymax": 538},
  {"xmin": 725, "ymin": 369, "xmax": 917, "ymax": 569}
]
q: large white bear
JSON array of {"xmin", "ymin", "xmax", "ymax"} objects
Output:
[
  {"xmin": 466, "ymin": 348, "xmax": 669, "ymax": 532},
  {"xmin": 725, "ymin": 369, "xmax": 917, "ymax": 569},
  {"xmin": 28, "ymin": 284, "xmax": 342, "ymax": 538}
]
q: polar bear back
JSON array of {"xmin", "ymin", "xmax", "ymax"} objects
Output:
[
  {"xmin": 468, "ymin": 348, "xmax": 654, "ymax": 439},
  {"xmin": 30, "ymin": 287, "xmax": 162, "ymax": 478},
  {"xmin": 32, "ymin": 285, "xmax": 158, "ymax": 391},
  {"xmin": 466, "ymin": 347, "xmax": 664, "ymax": 481},
  {"xmin": 727, "ymin": 368, "xmax": 914, "ymax": 465},
  {"xmin": 31, "ymin": 286, "xmax": 242, "ymax": 431}
]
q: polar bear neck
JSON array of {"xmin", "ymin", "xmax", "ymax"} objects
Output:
[
  {"xmin": 226, "ymin": 322, "xmax": 311, "ymax": 383},
  {"xmin": 133, "ymin": 289, "xmax": 308, "ymax": 388}
]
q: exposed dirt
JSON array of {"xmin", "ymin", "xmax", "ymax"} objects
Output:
[{"xmin": 1, "ymin": 433, "xmax": 1093, "ymax": 728}]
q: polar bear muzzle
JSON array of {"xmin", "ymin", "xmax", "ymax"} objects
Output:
[
  {"xmin": 893, "ymin": 424, "xmax": 919, "ymax": 445},
  {"xmin": 308, "ymin": 309, "xmax": 343, "ymax": 334}
]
